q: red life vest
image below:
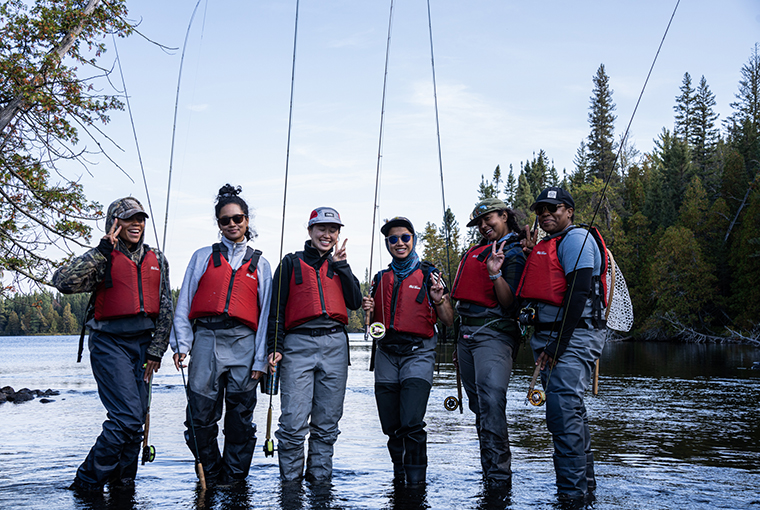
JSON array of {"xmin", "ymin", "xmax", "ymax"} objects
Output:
[
  {"xmin": 373, "ymin": 265, "xmax": 437, "ymax": 339},
  {"xmin": 516, "ymin": 226, "xmax": 609, "ymax": 308},
  {"xmin": 284, "ymin": 254, "xmax": 348, "ymax": 330},
  {"xmin": 188, "ymin": 244, "xmax": 262, "ymax": 331},
  {"xmin": 451, "ymin": 244, "xmax": 499, "ymax": 308},
  {"xmin": 94, "ymin": 248, "xmax": 161, "ymax": 321}
]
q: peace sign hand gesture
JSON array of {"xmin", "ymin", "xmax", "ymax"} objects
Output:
[
  {"xmin": 486, "ymin": 240, "xmax": 506, "ymax": 277},
  {"xmin": 103, "ymin": 221, "xmax": 121, "ymax": 246},
  {"xmin": 333, "ymin": 239, "xmax": 348, "ymax": 262}
]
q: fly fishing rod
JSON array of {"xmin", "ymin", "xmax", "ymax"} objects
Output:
[
  {"xmin": 422, "ymin": 0, "xmax": 461, "ymax": 414},
  {"xmin": 113, "ymin": 0, "xmax": 209, "ymax": 489},
  {"xmin": 366, "ymin": 0, "xmax": 395, "ymax": 371},
  {"xmin": 526, "ymin": 0, "xmax": 681, "ymax": 405},
  {"xmin": 263, "ymin": 0, "xmax": 302, "ymax": 458}
]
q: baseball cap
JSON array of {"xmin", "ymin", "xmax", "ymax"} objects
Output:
[
  {"xmin": 308, "ymin": 207, "xmax": 344, "ymax": 227},
  {"xmin": 530, "ymin": 187, "xmax": 575, "ymax": 211},
  {"xmin": 380, "ymin": 216, "xmax": 414, "ymax": 236},
  {"xmin": 466, "ymin": 198, "xmax": 508, "ymax": 227},
  {"xmin": 111, "ymin": 197, "xmax": 148, "ymax": 220}
]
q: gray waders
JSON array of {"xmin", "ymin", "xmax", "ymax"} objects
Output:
[
  {"xmin": 185, "ymin": 322, "xmax": 259, "ymax": 481},
  {"xmin": 275, "ymin": 328, "xmax": 348, "ymax": 482},
  {"xmin": 374, "ymin": 336, "xmax": 436, "ymax": 485},
  {"xmin": 532, "ymin": 323, "xmax": 605, "ymax": 499},
  {"xmin": 457, "ymin": 324, "xmax": 515, "ymax": 484}
]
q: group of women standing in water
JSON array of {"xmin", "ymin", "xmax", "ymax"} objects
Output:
[{"xmin": 54, "ymin": 182, "xmax": 606, "ymax": 505}]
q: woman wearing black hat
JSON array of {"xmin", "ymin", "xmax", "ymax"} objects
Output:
[
  {"xmin": 267, "ymin": 207, "xmax": 362, "ymax": 483},
  {"xmin": 516, "ymin": 186, "xmax": 605, "ymax": 502},
  {"xmin": 170, "ymin": 184, "xmax": 272, "ymax": 483},
  {"xmin": 362, "ymin": 217, "xmax": 454, "ymax": 485},
  {"xmin": 450, "ymin": 198, "xmax": 526, "ymax": 488}
]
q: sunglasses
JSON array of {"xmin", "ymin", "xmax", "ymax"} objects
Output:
[
  {"xmin": 534, "ymin": 203, "xmax": 565, "ymax": 215},
  {"xmin": 218, "ymin": 214, "xmax": 247, "ymax": 226},
  {"xmin": 387, "ymin": 233, "xmax": 412, "ymax": 245}
]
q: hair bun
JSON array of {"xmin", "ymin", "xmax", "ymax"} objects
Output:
[{"xmin": 217, "ymin": 184, "xmax": 242, "ymax": 199}]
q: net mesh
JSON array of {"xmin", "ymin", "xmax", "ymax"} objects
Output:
[{"xmin": 604, "ymin": 250, "xmax": 634, "ymax": 332}]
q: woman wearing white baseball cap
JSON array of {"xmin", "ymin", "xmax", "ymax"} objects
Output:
[{"xmin": 266, "ymin": 207, "xmax": 362, "ymax": 482}]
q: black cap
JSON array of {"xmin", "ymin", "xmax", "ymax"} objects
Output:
[
  {"xmin": 530, "ymin": 187, "xmax": 575, "ymax": 211},
  {"xmin": 381, "ymin": 216, "xmax": 414, "ymax": 236}
]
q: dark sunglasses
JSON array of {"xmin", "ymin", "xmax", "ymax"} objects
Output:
[
  {"xmin": 218, "ymin": 214, "xmax": 247, "ymax": 226},
  {"xmin": 534, "ymin": 203, "xmax": 565, "ymax": 215},
  {"xmin": 387, "ymin": 233, "xmax": 412, "ymax": 245}
]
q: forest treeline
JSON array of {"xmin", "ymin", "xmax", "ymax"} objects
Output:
[{"xmin": 2, "ymin": 47, "xmax": 759, "ymax": 343}]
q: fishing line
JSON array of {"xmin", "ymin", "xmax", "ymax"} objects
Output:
[
  {"xmin": 265, "ymin": 0, "xmax": 302, "ymax": 457},
  {"xmin": 366, "ymin": 0, "xmax": 395, "ymax": 370},
  {"xmin": 536, "ymin": 0, "xmax": 681, "ymax": 392},
  {"xmin": 163, "ymin": 0, "xmax": 206, "ymax": 254},
  {"xmin": 113, "ymin": 0, "xmax": 210, "ymax": 487},
  {"xmin": 425, "ymin": 0, "xmax": 454, "ymax": 286}
]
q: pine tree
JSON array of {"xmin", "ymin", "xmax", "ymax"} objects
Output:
[
  {"xmin": 587, "ymin": 64, "xmax": 618, "ymax": 183},
  {"xmin": 5, "ymin": 311, "xmax": 22, "ymax": 336},
  {"xmin": 691, "ymin": 76, "xmax": 720, "ymax": 178},
  {"xmin": 514, "ymin": 173, "xmax": 534, "ymax": 217},
  {"xmin": 726, "ymin": 44, "xmax": 760, "ymax": 182},
  {"xmin": 504, "ymin": 165, "xmax": 517, "ymax": 207},
  {"xmin": 673, "ymin": 72, "xmax": 695, "ymax": 142},
  {"xmin": 652, "ymin": 128, "xmax": 692, "ymax": 220},
  {"xmin": 729, "ymin": 189, "xmax": 760, "ymax": 328},
  {"xmin": 61, "ymin": 303, "xmax": 79, "ymax": 334},
  {"xmin": 570, "ymin": 140, "xmax": 589, "ymax": 191}
]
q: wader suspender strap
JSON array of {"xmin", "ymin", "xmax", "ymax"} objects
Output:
[
  {"xmin": 77, "ymin": 293, "xmax": 97, "ymax": 362},
  {"xmin": 247, "ymin": 249, "xmax": 262, "ymax": 273},
  {"xmin": 290, "ymin": 254, "xmax": 303, "ymax": 285},
  {"xmin": 416, "ymin": 262, "xmax": 434, "ymax": 304},
  {"xmin": 212, "ymin": 243, "xmax": 224, "ymax": 267}
]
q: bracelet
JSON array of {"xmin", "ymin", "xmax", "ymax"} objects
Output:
[
  {"xmin": 433, "ymin": 297, "xmax": 445, "ymax": 306},
  {"xmin": 488, "ymin": 271, "xmax": 502, "ymax": 281}
]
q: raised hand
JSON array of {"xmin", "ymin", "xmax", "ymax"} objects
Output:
[
  {"xmin": 487, "ymin": 240, "xmax": 506, "ymax": 276},
  {"xmin": 429, "ymin": 271, "xmax": 445, "ymax": 302},
  {"xmin": 333, "ymin": 239, "xmax": 348, "ymax": 262},
  {"xmin": 103, "ymin": 221, "xmax": 122, "ymax": 246}
]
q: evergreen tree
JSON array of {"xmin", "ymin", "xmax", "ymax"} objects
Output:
[
  {"xmin": 652, "ymin": 128, "xmax": 692, "ymax": 221},
  {"xmin": 524, "ymin": 150, "xmax": 551, "ymax": 196},
  {"xmin": 673, "ymin": 72, "xmax": 695, "ymax": 142},
  {"xmin": 726, "ymin": 44, "xmax": 760, "ymax": 182},
  {"xmin": 5, "ymin": 311, "xmax": 22, "ymax": 336},
  {"xmin": 587, "ymin": 64, "xmax": 618, "ymax": 183},
  {"xmin": 61, "ymin": 303, "xmax": 78, "ymax": 335},
  {"xmin": 729, "ymin": 189, "xmax": 760, "ymax": 328},
  {"xmin": 691, "ymin": 76, "xmax": 720, "ymax": 178},
  {"xmin": 649, "ymin": 225, "xmax": 717, "ymax": 332},
  {"xmin": 504, "ymin": 165, "xmax": 517, "ymax": 207},
  {"xmin": 570, "ymin": 140, "xmax": 589, "ymax": 191},
  {"xmin": 677, "ymin": 176, "xmax": 709, "ymax": 238},
  {"xmin": 513, "ymin": 173, "xmax": 534, "ymax": 217}
]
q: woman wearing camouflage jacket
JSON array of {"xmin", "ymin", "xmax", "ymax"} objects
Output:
[{"xmin": 53, "ymin": 197, "xmax": 172, "ymax": 494}]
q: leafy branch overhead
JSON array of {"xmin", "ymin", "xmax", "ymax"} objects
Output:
[{"xmin": 0, "ymin": 0, "xmax": 134, "ymax": 293}]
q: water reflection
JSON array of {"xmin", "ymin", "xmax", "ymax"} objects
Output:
[{"xmin": 1, "ymin": 336, "xmax": 758, "ymax": 510}]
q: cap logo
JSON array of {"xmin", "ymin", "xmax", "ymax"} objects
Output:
[
  {"xmin": 324, "ymin": 212, "xmax": 335, "ymax": 218},
  {"xmin": 310, "ymin": 210, "xmax": 319, "ymax": 219},
  {"xmin": 548, "ymin": 191, "xmax": 557, "ymax": 199}
]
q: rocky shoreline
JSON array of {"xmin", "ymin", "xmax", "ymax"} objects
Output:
[{"xmin": 0, "ymin": 386, "xmax": 60, "ymax": 404}]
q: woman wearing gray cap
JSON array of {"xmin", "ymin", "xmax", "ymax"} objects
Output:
[
  {"xmin": 450, "ymin": 198, "xmax": 526, "ymax": 488},
  {"xmin": 267, "ymin": 207, "xmax": 362, "ymax": 483},
  {"xmin": 362, "ymin": 216, "xmax": 454, "ymax": 485},
  {"xmin": 52, "ymin": 197, "xmax": 173, "ymax": 493}
]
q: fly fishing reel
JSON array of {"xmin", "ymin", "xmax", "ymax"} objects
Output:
[
  {"xmin": 443, "ymin": 395, "xmax": 459, "ymax": 411},
  {"xmin": 369, "ymin": 322, "xmax": 386, "ymax": 339},
  {"xmin": 263, "ymin": 439, "xmax": 275, "ymax": 458},
  {"xmin": 527, "ymin": 388, "xmax": 546, "ymax": 406},
  {"xmin": 526, "ymin": 364, "xmax": 546, "ymax": 407},
  {"xmin": 142, "ymin": 444, "xmax": 156, "ymax": 463}
]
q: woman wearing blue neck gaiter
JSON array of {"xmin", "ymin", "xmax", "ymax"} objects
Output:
[{"xmin": 362, "ymin": 216, "xmax": 454, "ymax": 486}]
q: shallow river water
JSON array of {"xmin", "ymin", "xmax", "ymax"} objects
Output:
[{"xmin": 0, "ymin": 335, "xmax": 758, "ymax": 510}]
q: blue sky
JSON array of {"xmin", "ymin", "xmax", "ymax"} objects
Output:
[{"xmin": 68, "ymin": 0, "xmax": 759, "ymax": 281}]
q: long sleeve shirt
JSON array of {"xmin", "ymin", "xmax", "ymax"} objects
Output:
[{"xmin": 170, "ymin": 236, "xmax": 272, "ymax": 373}]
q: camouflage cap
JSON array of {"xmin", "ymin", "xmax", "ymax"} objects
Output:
[
  {"xmin": 466, "ymin": 197, "xmax": 508, "ymax": 227},
  {"xmin": 110, "ymin": 197, "xmax": 149, "ymax": 220}
]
